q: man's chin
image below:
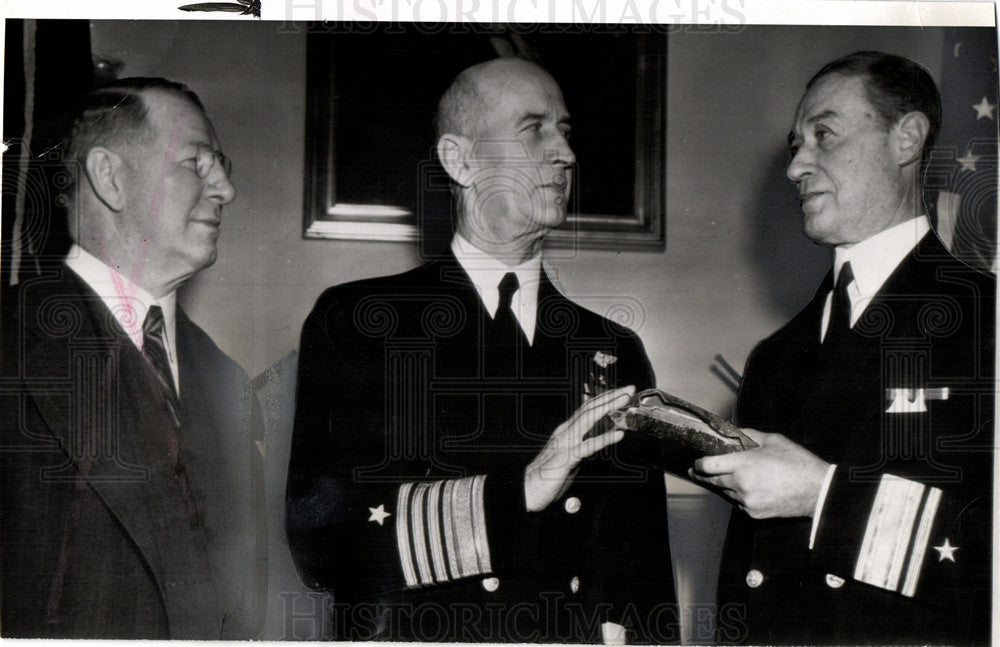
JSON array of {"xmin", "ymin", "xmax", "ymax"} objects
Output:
[
  {"xmin": 537, "ymin": 205, "xmax": 568, "ymax": 230},
  {"xmin": 801, "ymin": 211, "xmax": 836, "ymax": 244},
  {"xmin": 185, "ymin": 245, "xmax": 219, "ymax": 273}
]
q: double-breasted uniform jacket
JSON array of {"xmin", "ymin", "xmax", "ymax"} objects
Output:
[
  {"xmin": 0, "ymin": 268, "xmax": 266, "ymax": 639},
  {"xmin": 717, "ymin": 233, "xmax": 995, "ymax": 645},
  {"xmin": 286, "ymin": 253, "xmax": 677, "ymax": 643}
]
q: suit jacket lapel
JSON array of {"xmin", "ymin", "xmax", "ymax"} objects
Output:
[
  {"xmin": 787, "ymin": 236, "xmax": 949, "ymax": 456},
  {"xmin": 531, "ymin": 272, "xmax": 581, "ymax": 373},
  {"xmin": 174, "ymin": 308, "xmax": 267, "ymax": 637},
  {"xmin": 21, "ymin": 270, "xmax": 221, "ymax": 637},
  {"xmin": 746, "ymin": 272, "xmax": 832, "ymax": 442},
  {"xmin": 120, "ymin": 344, "xmax": 223, "ymax": 638},
  {"xmin": 436, "ymin": 251, "xmax": 497, "ymax": 326}
]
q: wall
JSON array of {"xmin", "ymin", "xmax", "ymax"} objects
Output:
[{"xmin": 90, "ymin": 20, "xmax": 946, "ymax": 641}]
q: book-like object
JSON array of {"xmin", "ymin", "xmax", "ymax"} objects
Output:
[{"xmin": 604, "ymin": 388, "xmax": 758, "ymax": 477}]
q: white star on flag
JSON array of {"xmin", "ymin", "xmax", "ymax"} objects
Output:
[
  {"xmin": 956, "ymin": 150, "xmax": 982, "ymax": 172},
  {"xmin": 972, "ymin": 96, "xmax": 996, "ymax": 120},
  {"xmin": 933, "ymin": 538, "xmax": 959, "ymax": 562},
  {"xmin": 368, "ymin": 504, "xmax": 391, "ymax": 526},
  {"xmin": 931, "ymin": 29, "xmax": 999, "ymax": 272}
]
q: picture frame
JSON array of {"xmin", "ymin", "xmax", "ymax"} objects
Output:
[{"xmin": 302, "ymin": 25, "xmax": 666, "ymax": 251}]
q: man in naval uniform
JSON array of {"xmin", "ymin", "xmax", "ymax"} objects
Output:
[
  {"xmin": 692, "ymin": 51, "xmax": 995, "ymax": 644},
  {"xmin": 286, "ymin": 57, "xmax": 676, "ymax": 643}
]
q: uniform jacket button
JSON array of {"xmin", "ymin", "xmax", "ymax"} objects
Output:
[
  {"xmin": 481, "ymin": 576, "xmax": 500, "ymax": 592},
  {"xmin": 570, "ymin": 576, "xmax": 580, "ymax": 593},
  {"xmin": 825, "ymin": 573, "xmax": 846, "ymax": 589},
  {"xmin": 745, "ymin": 569, "xmax": 764, "ymax": 588},
  {"xmin": 564, "ymin": 496, "xmax": 582, "ymax": 514}
]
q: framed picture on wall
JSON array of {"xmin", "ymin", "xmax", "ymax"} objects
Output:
[{"xmin": 302, "ymin": 24, "xmax": 666, "ymax": 251}]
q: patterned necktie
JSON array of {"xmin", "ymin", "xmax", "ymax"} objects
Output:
[
  {"xmin": 486, "ymin": 272, "xmax": 525, "ymax": 376},
  {"xmin": 142, "ymin": 305, "xmax": 202, "ymax": 529},
  {"xmin": 142, "ymin": 305, "xmax": 181, "ymax": 428},
  {"xmin": 824, "ymin": 261, "xmax": 854, "ymax": 345}
]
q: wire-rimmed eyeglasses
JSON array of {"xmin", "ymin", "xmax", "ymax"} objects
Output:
[{"xmin": 195, "ymin": 143, "xmax": 233, "ymax": 179}]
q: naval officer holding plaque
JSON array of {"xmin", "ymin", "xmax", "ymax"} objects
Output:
[
  {"xmin": 688, "ymin": 52, "xmax": 995, "ymax": 644},
  {"xmin": 286, "ymin": 57, "xmax": 677, "ymax": 643}
]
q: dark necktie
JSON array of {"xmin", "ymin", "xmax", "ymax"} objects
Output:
[
  {"xmin": 142, "ymin": 305, "xmax": 181, "ymax": 428},
  {"xmin": 824, "ymin": 261, "xmax": 854, "ymax": 345},
  {"xmin": 142, "ymin": 305, "xmax": 202, "ymax": 529},
  {"xmin": 485, "ymin": 272, "xmax": 525, "ymax": 376}
]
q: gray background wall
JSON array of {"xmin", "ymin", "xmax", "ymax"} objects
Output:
[{"xmin": 89, "ymin": 21, "xmax": 946, "ymax": 641}]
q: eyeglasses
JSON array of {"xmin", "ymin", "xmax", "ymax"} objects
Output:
[{"xmin": 195, "ymin": 143, "xmax": 233, "ymax": 179}]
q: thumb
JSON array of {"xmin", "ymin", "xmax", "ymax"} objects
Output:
[{"xmin": 739, "ymin": 427, "xmax": 768, "ymax": 445}]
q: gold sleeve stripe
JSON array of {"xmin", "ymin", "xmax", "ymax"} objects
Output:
[
  {"xmin": 451, "ymin": 475, "xmax": 480, "ymax": 577},
  {"xmin": 410, "ymin": 483, "xmax": 434, "ymax": 585},
  {"xmin": 425, "ymin": 480, "xmax": 449, "ymax": 582},
  {"xmin": 441, "ymin": 478, "xmax": 461, "ymax": 579},
  {"xmin": 470, "ymin": 473, "xmax": 492, "ymax": 573},
  {"xmin": 854, "ymin": 474, "xmax": 925, "ymax": 592},
  {"xmin": 396, "ymin": 476, "xmax": 492, "ymax": 589},
  {"xmin": 396, "ymin": 482, "xmax": 419, "ymax": 588},
  {"xmin": 901, "ymin": 486, "xmax": 942, "ymax": 597}
]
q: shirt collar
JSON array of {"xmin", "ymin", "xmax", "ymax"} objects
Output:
[
  {"xmin": 64, "ymin": 243, "xmax": 177, "ymax": 351},
  {"xmin": 833, "ymin": 215, "xmax": 931, "ymax": 299},
  {"xmin": 451, "ymin": 233, "xmax": 541, "ymax": 343}
]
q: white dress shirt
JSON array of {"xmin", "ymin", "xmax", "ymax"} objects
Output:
[
  {"xmin": 820, "ymin": 215, "xmax": 932, "ymax": 341},
  {"xmin": 451, "ymin": 234, "xmax": 542, "ymax": 345},
  {"xmin": 810, "ymin": 215, "xmax": 931, "ymax": 548},
  {"xmin": 64, "ymin": 244, "xmax": 180, "ymax": 394}
]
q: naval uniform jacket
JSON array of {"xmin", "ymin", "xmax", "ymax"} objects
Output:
[
  {"xmin": 718, "ymin": 234, "xmax": 995, "ymax": 644},
  {"xmin": 1, "ymin": 268, "xmax": 266, "ymax": 639},
  {"xmin": 286, "ymin": 253, "xmax": 677, "ymax": 643}
]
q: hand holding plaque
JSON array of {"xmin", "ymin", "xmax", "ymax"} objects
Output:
[{"xmin": 595, "ymin": 388, "xmax": 758, "ymax": 478}]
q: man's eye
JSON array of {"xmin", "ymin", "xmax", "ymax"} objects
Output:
[
  {"xmin": 559, "ymin": 127, "xmax": 571, "ymax": 141},
  {"xmin": 815, "ymin": 127, "xmax": 832, "ymax": 143}
]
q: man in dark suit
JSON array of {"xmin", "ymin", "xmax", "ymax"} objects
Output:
[
  {"xmin": 287, "ymin": 57, "xmax": 676, "ymax": 643},
  {"xmin": 692, "ymin": 52, "xmax": 995, "ymax": 644},
  {"xmin": 1, "ymin": 78, "xmax": 265, "ymax": 638}
]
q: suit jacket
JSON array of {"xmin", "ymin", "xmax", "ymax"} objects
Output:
[
  {"xmin": 717, "ymin": 233, "xmax": 995, "ymax": 645},
  {"xmin": 0, "ymin": 267, "xmax": 266, "ymax": 639},
  {"xmin": 286, "ymin": 253, "xmax": 677, "ymax": 643}
]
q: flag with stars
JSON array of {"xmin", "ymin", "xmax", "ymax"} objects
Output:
[{"xmin": 926, "ymin": 27, "xmax": 999, "ymax": 273}]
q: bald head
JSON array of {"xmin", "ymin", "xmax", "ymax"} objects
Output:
[
  {"xmin": 435, "ymin": 58, "xmax": 560, "ymax": 140},
  {"xmin": 434, "ymin": 57, "xmax": 575, "ymax": 263}
]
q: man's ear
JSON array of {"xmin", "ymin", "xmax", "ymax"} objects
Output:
[
  {"xmin": 84, "ymin": 147, "xmax": 126, "ymax": 212},
  {"xmin": 436, "ymin": 134, "xmax": 473, "ymax": 187},
  {"xmin": 893, "ymin": 111, "xmax": 930, "ymax": 167}
]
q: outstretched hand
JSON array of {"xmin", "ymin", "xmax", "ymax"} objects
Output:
[
  {"xmin": 523, "ymin": 385, "xmax": 634, "ymax": 513},
  {"xmin": 689, "ymin": 428, "xmax": 830, "ymax": 519}
]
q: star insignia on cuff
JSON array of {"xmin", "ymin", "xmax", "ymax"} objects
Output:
[
  {"xmin": 957, "ymin": 150, "xmax": 982, "ymax": 172},
  {"xmin": 972, "ymin": 95, "xmax": 996, "ymax": 120},
  {"xmin": 933, "ymin": 538, "xmax": 959, "ymax": 563},
  {"xmin": 368, "ymin": 504, "xmax": 391, "ymax": 526}
]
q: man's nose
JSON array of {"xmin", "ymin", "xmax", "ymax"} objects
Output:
[
  {"xmin": 205, "ymin": 165, "xmax": 236, "ymax": 204},
  {"xmin": 785, "ymin": 144, "xmax": 816, "ymax": 182},
  {"xmin": 786, "ymin": 147, "xmax": 813, "ymax": 183},
  {"xmin": 547, "ymin": 136, "xmax": 576, "ymax": 167}
]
